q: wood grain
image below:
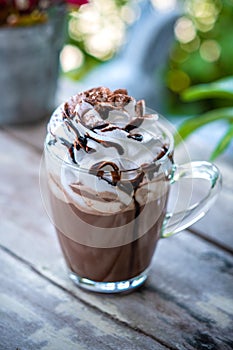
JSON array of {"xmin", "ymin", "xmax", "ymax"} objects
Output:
[
  {"xmin": 3, "ymin": 120, "xmax": 233, "ymax": 252},
  {"xmin": 1, "ymin": 130, "xmax": 233, "ymax": 349},
  {"xmin": 0, "ymin": 248, "xmax": 168, "ymax": 350}
]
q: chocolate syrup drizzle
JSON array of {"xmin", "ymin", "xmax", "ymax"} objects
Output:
[
  {"xmin": 55, "ymin": 88, "xmax": 149, "ymax": 169},
  {"xmin": 53, "ymin": 86, "xmax": 168, "ymax": 210},
  {"xmin": 50, "ymin": 87, "xmax": 170, "ymax": 277}
]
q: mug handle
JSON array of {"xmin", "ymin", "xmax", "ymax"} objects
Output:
[{"xmin": 161, "ymin": 161, "xmax": 222, "ymax": 238}]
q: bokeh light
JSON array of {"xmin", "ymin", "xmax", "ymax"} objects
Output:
[
  {"xmin": 200, "ymin": 40, "xmax": 221, "ymax": 62},
  {"xmin": 166, "ymin": 0, "xmax": 232, "ymax": 102},
  {"xmin": 120, "ymin": 4, "xmax": 139, "ymax": 24},
  {"xmin": 181, "ymin": 35, "xmax": 200, "ymax": 53},
  {"xmin": 151, "ymin": 0, "xmax": 177, "ymax": 11},
  {"xmin": 185, "ymin": 0, "xmax": 222, "ymax": 32},
  {"xmin": 167, "ymin": 69, "xmax": 191, "ymax": 92},
  {"xmin": 174, "ymin": 17, "xmax": 196, "ymax": 44},
  {"xmin": 60, "ymin": 44, "xmax": 84, "ymax": 72},
  {"xmin": 68, "ymin": 0, "xmax": 133, "ymax": 62},
  {"xmin": 60, "ymin": 0, "xmax": 142, "ymax": 79}
]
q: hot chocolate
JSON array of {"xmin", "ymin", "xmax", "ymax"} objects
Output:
[{"xmin": 45, "ymin": 87, "xmax": 174, "ymax": 292}]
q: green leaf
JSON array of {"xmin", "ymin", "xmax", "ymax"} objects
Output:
[
  {"xmin": 175, "ymin": 107, "xmax": 233, "ymax": 145},
  {"xmin": 181, "ymin": 76, "xmax": 233, "ymax": 101},
  {"xmin": 210, "ymin": 123, "xmax": 233, "ymax": 160}
]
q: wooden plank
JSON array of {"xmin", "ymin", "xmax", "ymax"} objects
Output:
[
  {"xmin": 2, "ymin": 121, "xmax": 47, "ymax": 152},
  {"xmin": 174, "ymin": 135, "xmax": 233, "ymax": 252},
  {"xmin": 174, "ymin": 131, "xmax": 233, "ymax": 190},
  {"xmin": 167, "ymin": 176, "xmax": 233, "ymax": 252},
  {"xmin": 0, "ymin": 248, "xmax": 166, "ymax": 350},
  {"xmin": 55, "ymin": 234, "xmax": 233, "ymax": 349},
  {"xmin": 188, "ymin": 187, "xmax": 233, "ymax": 253},
  {"xmin": 3, "ymin": 120, "xmax": 233, "ymax": 252},
  {"xmin": 1, "ymin": 228, "xmax": 233, "ymax": 349},
  {"xmin": 1, "ymin": 131, "xmax": 233, "ymax": 349}
]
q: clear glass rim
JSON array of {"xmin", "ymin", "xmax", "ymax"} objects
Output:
[{"xmin": 44, "ymin": 118, "xmax": 174, "ymax": 176}]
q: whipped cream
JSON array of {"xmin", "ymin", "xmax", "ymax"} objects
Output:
[
  {"xmin": 47, "ymin": 87, "xmax": 169, "ymax": 175},
  {"xmin": 45, "ymin": 88, "xmax": 173, "ymax": 245}
]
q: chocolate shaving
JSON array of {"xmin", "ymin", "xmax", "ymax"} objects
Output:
[
  {"xmin": 107, "ymin": 93, "xmax": 132, "ymax": 106},
  {"xmin": 79, "ymin": 86, "xmax": 132, "ymax": 110},
  {"xmin": 63, "ymin": 102, "xmax": 76, "ymax": 120},
  {"xmin": 135, "ymin": 100, "xmax": 145, "ymax": 118},
  {"xmin": 113, "ymin": 88, "xmax": 128, "ymax": 95},
  {"xmin": 83, "ymin": 87, "xmax": 112, "ymax": 105}
]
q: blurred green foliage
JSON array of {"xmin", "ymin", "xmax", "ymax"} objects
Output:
[
  {"xmin": 167, "ymin": 0, "xmax": 233, "ymax": 114},
  {"xmin": 176, "ymin": 76, "xmax": 233, "ymax": 159},
  {"xmin": 168, "ymin": 0, "xmax": 233, "ymax": 159}
]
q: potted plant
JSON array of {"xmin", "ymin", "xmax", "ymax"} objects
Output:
[{"xmin": 0, "ymin": 0, "xmax": 87, "ymax": 125}]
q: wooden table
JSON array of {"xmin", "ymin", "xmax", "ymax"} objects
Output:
[{"xmin": 1, "ymin": 106, "xmax": 233, "ymax": 349}]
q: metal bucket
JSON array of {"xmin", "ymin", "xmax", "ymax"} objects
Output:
[{"xmin": 0, "ymin": 6, "xmax": 66, "ymax": 125}]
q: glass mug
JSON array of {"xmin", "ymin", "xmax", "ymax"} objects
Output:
[{"xmin": 42, "ymin": 117, "xmax": 221, "ymax": 293}]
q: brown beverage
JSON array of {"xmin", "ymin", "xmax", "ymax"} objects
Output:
[{"xmin": 45, "ymin": 87, "xmax": 174, "ymax": 292}]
